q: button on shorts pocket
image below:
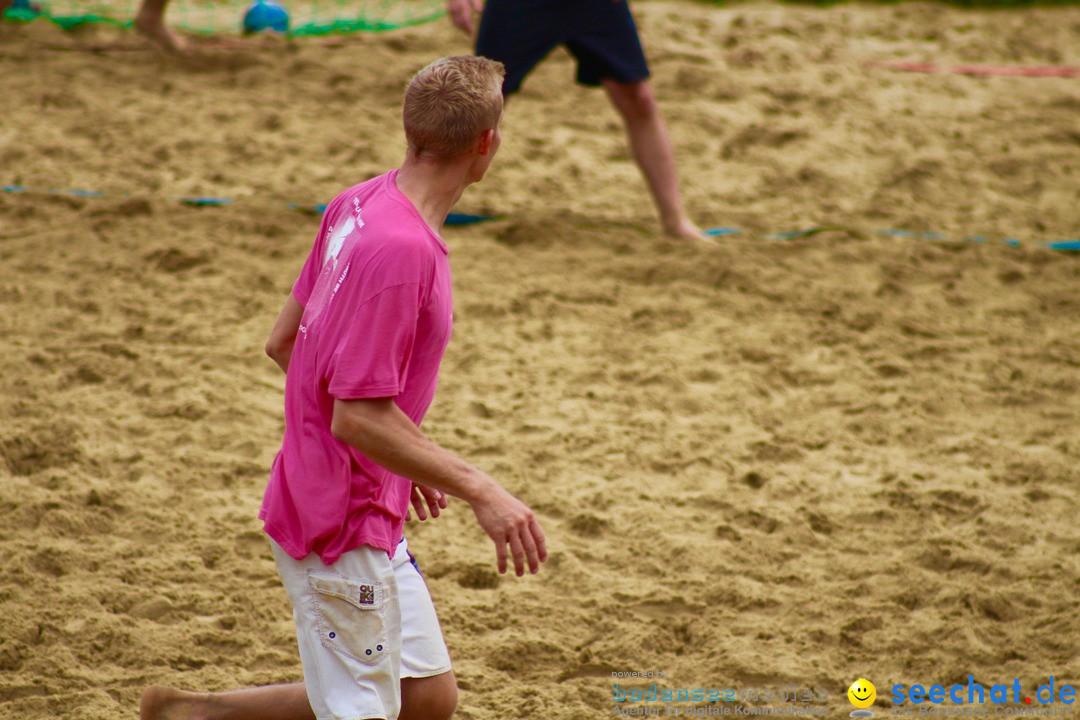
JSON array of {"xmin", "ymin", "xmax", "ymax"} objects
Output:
[{"xmin": 307, "ymin": 570, "xmax": 389, "ymax": 666}]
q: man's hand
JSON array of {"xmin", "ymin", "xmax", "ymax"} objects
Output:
[
  {"xmin": 447, "ymin": 0, "xmax": 483, "ymax": 35},
  {"xmin": 406, "ymin": 483, "xmax": 447, "ymax": 521},
  {"xmin": 470, "ymin": 483, "xmax": 547, "ymax": 576}
]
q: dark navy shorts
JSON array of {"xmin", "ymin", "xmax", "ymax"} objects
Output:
[{"xmin": 476, "ymin": 0, "xmax": 651, "ymax": 95}]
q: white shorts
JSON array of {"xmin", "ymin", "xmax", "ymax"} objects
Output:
[{"xmin": 271, "ymin": 537, "xmax": 453, "ymax": 720}]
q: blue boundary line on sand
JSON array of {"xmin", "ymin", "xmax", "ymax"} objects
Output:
[
  {"xmin": 2, "ymin": 185, "xmax": 492, "ymax": 227},
  {"xmin": 2, "ymin": 184, "xmax": 1078, "ymax": 250},
  {"xmin": 706, "ymin": 225, "xmax": 1079, "ymax": 251}
]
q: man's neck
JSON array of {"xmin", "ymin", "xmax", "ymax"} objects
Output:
[{"xmin": 394, "ymin": 156, "xmax": 471, "ymax": 235}]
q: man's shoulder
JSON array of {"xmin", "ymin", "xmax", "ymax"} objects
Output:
[
  {"xmin": 326, "ymin": 171, "xmax": 392, "ymax": 214},
  {"xmin": 347, "ymin": 220, "xmax": 441, "ymax": 296},
  {"xmin": 331, "ymin": 174, "xmax": 430, "ymax": 236},
  {"xmin": 365, "ymin": 230, "xmax": 440, "ymax": 285}
]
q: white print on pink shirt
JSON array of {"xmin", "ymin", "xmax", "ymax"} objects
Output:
[
  {"xmin": 302, "ymin": 207, "xmax": 363, "ymax": 337},
  {"xmin": 352, "ymin": 197, "xmax": 365, "ymax": 227},
  {"xmin": 324, "ymin": 216, "xmax": 355, "ymax": 264}
]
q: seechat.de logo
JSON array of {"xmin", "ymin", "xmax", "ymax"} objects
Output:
[{"xmin": 891, "ymin": 676, "xmax": 1076, "ymax": 708}]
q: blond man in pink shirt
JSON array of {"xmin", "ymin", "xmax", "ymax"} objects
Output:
[{"xmin": 142, "ymin": 56, "xmax": 546, "ymax": 720}]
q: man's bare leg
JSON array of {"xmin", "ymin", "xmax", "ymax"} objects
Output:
[
  {"xmin": 140, "ymin": 671, "xmax": 457, "ymax": 720},
  {"xmin": 400, "ymin": 671, "xmax": 458, "ymax": 720},
  {"xmin": 134, "ymin": 0, "xmax": 187, "ymax": 52},
  {"xmin": 602, "ymin": 78, "xmax": 704, "ymax": 241},
  {"xmin": 140, "ymin": 683, "xmax": 313, "ymax": 720}
]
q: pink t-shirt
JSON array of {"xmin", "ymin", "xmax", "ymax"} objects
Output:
[{"xmin": 260, "ymin": 169, "xmax": 453, "ymax": 564}]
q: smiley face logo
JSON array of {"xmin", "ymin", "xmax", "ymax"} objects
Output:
[{"xmin": 848, "ymin": 678, "xmax": 876, "ymax": 712}]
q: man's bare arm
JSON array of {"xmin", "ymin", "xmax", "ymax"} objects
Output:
[
  {"xmin": 332, "ymin": 397, "xmax": 547, "ymax": 576},
  {"xmin": 265, "ymin": 293, "xmax": 304, "ymax": 374}
]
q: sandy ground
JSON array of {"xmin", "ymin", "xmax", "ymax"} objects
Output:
[{"xmin": 1, "ymin": 2, "xmax": 1079, "ymax": 718}]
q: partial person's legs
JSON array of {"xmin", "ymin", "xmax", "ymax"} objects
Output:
[
  {"xmin": 140, "ymin": 674, "xmax": 456, "ymax": 720},
  {"xmin": 134, "ymin": 0, "xmax": 188, "ymax": 52},
  {"xmin": 602, "ymin": 78, "xmax": 703, "ymax": 240}
]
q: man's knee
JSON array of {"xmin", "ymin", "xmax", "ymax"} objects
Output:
[
  {"xmin": 401, "ymin": 672, "xmax": 457, "ymax": 720},
  {"xmin": 433, "ymin": 682, "xmax": 458, "ymax": 719},
  {"xmin": 605, "ymin": 79, "xmax": 659, "ymax": 123},
  {"xmin": 427, "ymin": 678, "xmax": 457, "ymax": 720}
]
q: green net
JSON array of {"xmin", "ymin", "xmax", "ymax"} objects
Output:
[{"xmin": 2, "ymin": 0, "xmax": 445, "ymax": 35}]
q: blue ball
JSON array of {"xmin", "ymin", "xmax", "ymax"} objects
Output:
[
  {"xmin": 10, "ymin": 0, "xmax": 43, "ymax": 13},
  {"xmin": 242, "ymin": 0, "xmax": 289, "ymax": 34}
]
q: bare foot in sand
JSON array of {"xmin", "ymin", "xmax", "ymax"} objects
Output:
[
  {"xmin": 134, "ymin": 9, "xmax": 188, "ymax": 52},
  {"xmin": 664, "ymin": 216, "xmax": 715, "ymax": 244},
  {"xmin": 140, "ymin": 685, "xmax": 205, "ymax": 720}
]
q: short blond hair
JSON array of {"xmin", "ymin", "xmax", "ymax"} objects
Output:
[{"xmin": 403, "ymin": 56, "xmax": 505, "ymax": 159}]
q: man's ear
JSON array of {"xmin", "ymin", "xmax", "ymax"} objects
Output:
[{"xmin": 477, "ymin": 128, "xmax": 495, "ymax": 156}]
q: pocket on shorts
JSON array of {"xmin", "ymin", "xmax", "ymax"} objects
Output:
[{"xmin": 307, "ymin": 570, "xmax": 390, "ymax": 666}]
